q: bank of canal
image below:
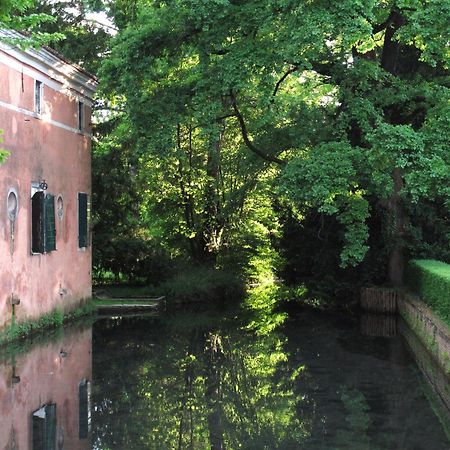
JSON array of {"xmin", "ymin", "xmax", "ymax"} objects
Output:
[{"xmin": 0, "ymin": 298, "xmax": 449, "ymax": 449}]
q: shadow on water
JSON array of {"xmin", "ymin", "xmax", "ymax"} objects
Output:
[{"xmin": 0, "ymin": 287, "xmax": 450, "ymax": 450}]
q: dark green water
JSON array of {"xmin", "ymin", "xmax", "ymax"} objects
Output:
[
  {"xmin": 1, "ymin": 289, "xmax": 450, "ymax": 449},
  {"xmin": 91, "ymin": 295, "xmax": 450, "ymax": 450}
]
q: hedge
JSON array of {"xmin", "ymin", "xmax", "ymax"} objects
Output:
[{"xmin": 406, "ymin": 259, "xmax": 450, "ymax": 322}]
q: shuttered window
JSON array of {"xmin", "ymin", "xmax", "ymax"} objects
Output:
[
  {"xmin": 31, "ymin": 191, "xmax": 56, "ymax": 254},
  {"xmin": 35, "ymin": 80, "xmax": 42, "ymax": 114},
  {"xmin": 32, "ymin": 191, "xmax": 45, "ymax": 253},
  {"xmin": 32, "ymin": 404, "xmax": 56, "ymax": 450},
  {"xmin": 79, "ymin": 379, "xmax": 91, "ymax": 439},
  {"xmin": 78, "ymin": 193, "xmax": 88, "ymax": 248},
  {"xmin": 78, "ymin": 101, "xmax": 84, "ymax": 131},
  {"xmin": 44, "ymin": 194, "xmax": 56, "ymax": 252}
]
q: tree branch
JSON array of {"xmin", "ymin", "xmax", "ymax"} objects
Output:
[
  {"xmin": 372, "ymin": 10, "xmax": 396, "ymax": 34},
  {"xmin": 272, "ymin": 65, "xmax": 299, "ymax": 98},
  {"xmin": 230, "ymin": 91, "xmax": 286, "ymax": 166}
]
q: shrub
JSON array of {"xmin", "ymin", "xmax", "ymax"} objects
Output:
[
  {"xmin": 159, "ymin": 265, "xmax": 244, "ymax": 304},
  {"xmin": 93, "ymin": 236, "xmax": 173, "ymax": 284},
  {"xmin": 406, "ymin": 259, "xmax": 450, "ymax": 322}
]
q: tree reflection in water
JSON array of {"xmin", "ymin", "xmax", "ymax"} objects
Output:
[
  {"xmin": 92, "ymin": 285, "xmax": 450, "ymax": 450},
  {"xmin": 92, "ymin": 285, "xmax": 307, "ymax": 449}
]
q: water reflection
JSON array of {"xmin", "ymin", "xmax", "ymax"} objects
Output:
[
  {"xmin": 92, "ymin": 287, "xmax": 450, "ymax": 450},
  {"xmin": 1, "ymin": 289, "xmax": 450, "ymax": 450},
  {"xmin": 360, "ymin": 313, "xmax": 397, "ymax": 337},
  {"xmin": 92, "ymin": 295, "xmax": 306, "ymax": 449},
  {"xmin": 0, "ymin": 325, "xmax": 92, "ymax": 450}
]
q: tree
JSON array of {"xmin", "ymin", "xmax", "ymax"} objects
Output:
[
  {"xmin": 100, "ymin": 0, "xmax": 449, "ymax": 284},
  {"xmin": 278, "ymin": 0, "xmax": 450, "ymax": 284},
  {"xmin": 0, "ymin": 0, "xmax": 64, "ymax": 47},
  {"xmin": 33, "ymin": 0, "xmax": 112, "ymax": 74}
]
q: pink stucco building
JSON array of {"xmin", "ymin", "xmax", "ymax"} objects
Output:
[{"xmin": 0, "ymin": 30, "xmax": 97, "ymax": 331}]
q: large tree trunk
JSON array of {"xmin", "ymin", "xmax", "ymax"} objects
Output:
[
  {"xmin": 381, "ymin": 10, "xmax": 408, "ymax": 286},
  {"xmin": 387, "ymin": 168, "xmax": 406, "ymax": 286},
  {"xmin": 203, "ymin": 123, "xmax": 226, "ymax": 262}
]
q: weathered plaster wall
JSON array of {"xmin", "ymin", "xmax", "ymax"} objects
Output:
[
  {"xmin": 0, "ymin": 326, "xmax": 92, "ymax": 449},
  {"xmin": 0, "ymin": 52, "xmax": 93, "ymax": 329}
]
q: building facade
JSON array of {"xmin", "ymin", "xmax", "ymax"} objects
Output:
[{"xmin": 0, "ymin": 30, "xmax": 96, "ymax": 331}]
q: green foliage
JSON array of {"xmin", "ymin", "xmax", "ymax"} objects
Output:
[
  {"xmin": 92, "ymin": 117, "xmax": 177, "ymax": 284},
  {"xmin": 158, "ymin": 265, "xmax": 244, "ymax": 304},
  {"xmin": 0, "ymin": 0, "xmax": 64, "ymax": 46},
  {"xmin": 0, "ymin": 131, "xmax": 9, "ymax": 164},
  {"xmin": 244, "ymin": 283, "xmax": 308, "ymax": 335},
  {"xmin": 406, "ymin": 199, "xmax": 450, "ymax": 263},
  {"xmin": 33, "ymin": 0, "xmax": 112, "ymax": 73},
  {"xmin": 93, "ymin": 0, "xmax": 450, "ymax": 289},
  {"xmin": 280, "ymin": 143, "xmax": 370, "ymax": 267},
  {"xmin": 93, "ymin": 235, "xmax": 173, "ymax": 284},
  {"xmin": 406, "ymin": 259, "xmax": 450, "ymax": 322},
  {"xmin": 94, "ymin": 284, "xmax": 158, "ymax": 298}
]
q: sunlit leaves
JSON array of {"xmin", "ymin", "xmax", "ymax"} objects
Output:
[
  {"xmin": 397, "ymin": 0, "xmax": 450, "ymax": 67},
  {"xmin": 98, "ymin": 0, "xmax": 450, "ymax": 275},
  {"xmin": 0, "ymin": 0, "xmax": 64, "ymax": 47}
]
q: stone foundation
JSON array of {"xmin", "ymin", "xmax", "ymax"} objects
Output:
[{"xmin": 398, "ymin": 294, "xmax": 450, "ymax": 376}]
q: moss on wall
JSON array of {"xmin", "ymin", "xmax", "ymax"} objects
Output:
[
  {"xmin": 0, "ymin": 301, "xmax": 95, "ymax": 346},
  {"xmin": 399, "ymin": 295, "xmax": 450, "ymax": 375}
]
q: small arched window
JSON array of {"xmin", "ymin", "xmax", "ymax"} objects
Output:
[
  {"xmin": 56, "ymin": 195, "xmax": 64, "ymax": 221},
  {"xmin": 7, "ymin": 188, "xmax": 19, "ymax": 222}
]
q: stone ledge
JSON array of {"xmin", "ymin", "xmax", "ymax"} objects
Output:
[{"xmin": 398, "ymin": 293, "xmax": 450, "ymax": 376}]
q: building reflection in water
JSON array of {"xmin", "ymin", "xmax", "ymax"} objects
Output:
[{"xmin": 0, "ymin": 325, "xmax": 92, "ymax": 450}]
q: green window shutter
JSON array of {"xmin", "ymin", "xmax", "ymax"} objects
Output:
[
  {"xmin": 32, "ymin": 404, "xmax": 56, "ymax": 450},
  {"xmin": 44, "ymin": 404, "xmax": 57, "ymax": 450},
  {"xmin": 44, "ymin": 194, "xmax": 56, "ymax": 252},
  {"xmin": 78, "ymin": 193, "xmax": 88, "ymax": 248},
  {"xmin": 32, "ymin": 191, "xmax": 45, "ymax": 253},
  {"xmin": 79, "ymin": 380, "xmax": 90, "ymax": 439},
  {"xmin": 32, "ymin": 409, "xmax": 45, "ymax": 450}
]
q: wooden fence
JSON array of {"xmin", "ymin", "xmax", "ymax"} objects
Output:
[{"xmin": 360, "ymin": 287, "xmax": 398, "ymax": 314}]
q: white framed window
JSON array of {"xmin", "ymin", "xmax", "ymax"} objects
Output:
[
  {"xmin": 78, "ymin": 101, "xmax": 84, "ymax": 132},
  {"xmin": 78, "ymin": 192, "xmax": 89, "ymax": 249},
  {"xmin": 7, "ymin": 188, "xmax": 19, "ymax": 222},
  {"xmin": 34, "ymin": 80, "xmax": 43, "ymax": 115},
  {"xmin": 56, "ymin": 195, "xmax": 64, "ymax": 221},
  {"xmin": 31, "ymin": 182, "xmax": 56, "ymax": 254}
]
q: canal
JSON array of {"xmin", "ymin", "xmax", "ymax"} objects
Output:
[{"xmin": 1, "ymin": 290, "xmax": 449, "ymax": 449}]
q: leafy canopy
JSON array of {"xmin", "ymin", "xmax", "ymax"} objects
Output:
[{"xmin": 98, "ymin": 0, "xmax": 450, "ymax": 277}]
